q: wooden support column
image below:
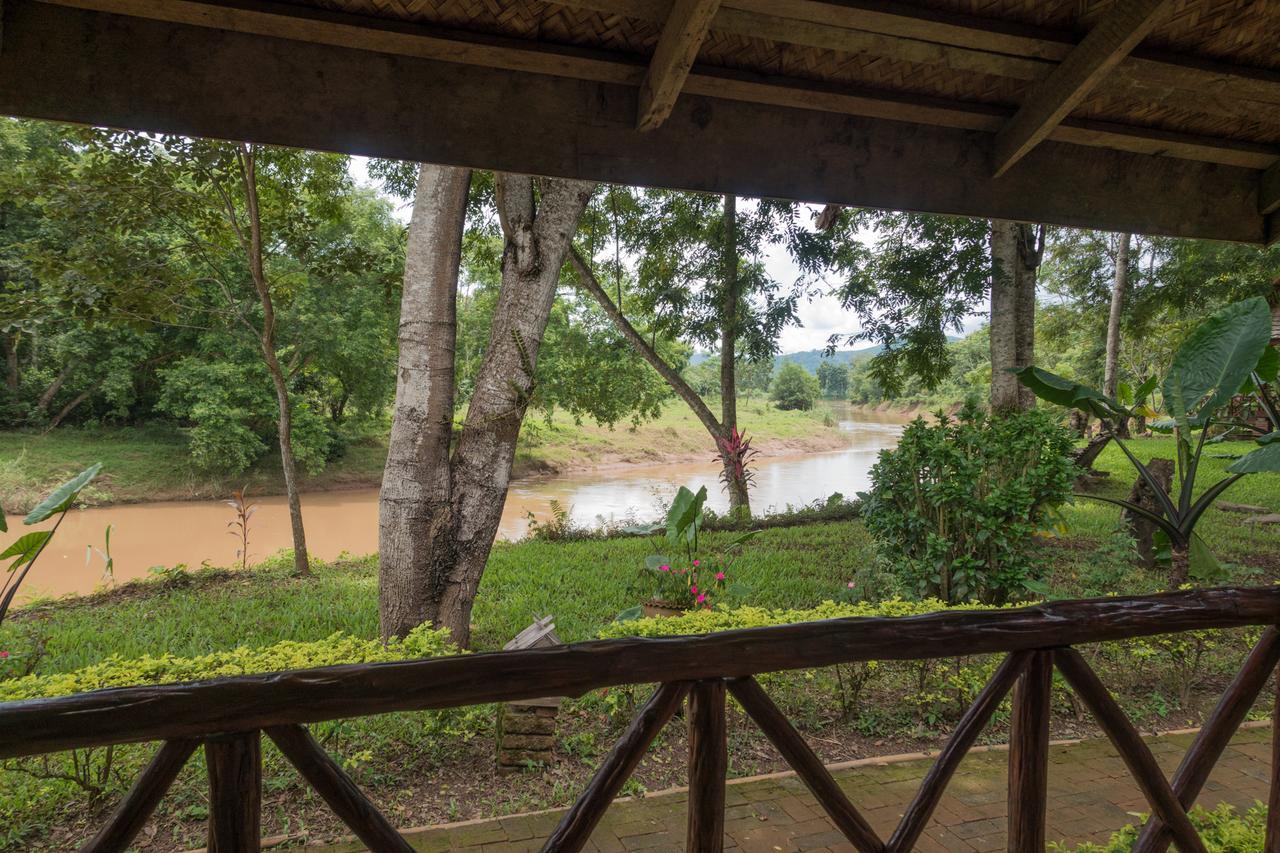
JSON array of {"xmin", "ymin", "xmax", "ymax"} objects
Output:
[
  {"xmin": 205, "ymin": 731, "xmax": 261, "ymax": 853},
  {"xmin": 888, "ymin": 651, "xmax": 1032, "ymax": 852},
  {"xmin": 1007, "ymin": 651, "xmax": 1051, "ymax": 852},
  {"xmin": 80, "ymin": 739, "xmax": 198, "ymax": 853},
  {"xmin": 1263, "ymin": 162, "xmax": 1280, "ymax": 217},
  {"xmin": 636, "ymin": 0, "xmax": 721, "ymax": 131},
  {"xmin": 687, "ymin": 680, "xmax": 727, "ymax": 853},
  {"xmin": 992, "ymin": 0, "xmax": 1171, "ymax": 176}
]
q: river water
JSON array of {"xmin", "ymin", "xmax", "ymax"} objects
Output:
[{"xmin": 7, "ymin": 405, "xmax": 904, "ymax": 600}]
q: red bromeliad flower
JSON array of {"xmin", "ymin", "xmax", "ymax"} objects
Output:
[{"xmin": 714, "ymin": 428, "xmax": 759, "ymax": 494}]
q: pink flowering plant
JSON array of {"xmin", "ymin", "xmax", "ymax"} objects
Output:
[{"xmin": 620, "ymin": 485, "xmax": 754, "ymax": 618}]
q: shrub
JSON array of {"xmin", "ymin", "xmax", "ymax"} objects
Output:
[
  {"xmin": 770, "ymin": 362, "xmax": 820, "ymax": 411},
  {"xmin": 860, "ymin": 402, "xmax": 1077, "ymax": 604},
  {"xmin": 0, "ymin": 624, "xmax": 458, "ymax": 700},
  {"xmin": 1056, "ymin": 802, "xmax": 1265, "ymax": 852}
]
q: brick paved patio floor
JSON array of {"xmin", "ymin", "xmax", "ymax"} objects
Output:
[{"xmin": 318, "ymin": 724, "xmax": 1272, "ymax": 852}]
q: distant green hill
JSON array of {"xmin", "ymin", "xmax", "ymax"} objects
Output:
[{"xmin": 772, "ymin": 347, "xmax": 880, "ymax": 373}]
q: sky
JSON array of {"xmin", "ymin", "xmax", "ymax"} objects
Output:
[{"xmin": 349, "ymin": 158, "xmax": 982, "ymax": 355}]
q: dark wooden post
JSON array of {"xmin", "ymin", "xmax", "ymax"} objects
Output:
[
  {"xmin": 205, "ymin": 731, "xmax": 261, "ymax": 853},
  {"xmin": 687, "ymin": 679, "xmax": 727, "ymax": 853},
  {"xmin": 1007, "ymin": 651, "xmax": 1051, "ymax": 853}
]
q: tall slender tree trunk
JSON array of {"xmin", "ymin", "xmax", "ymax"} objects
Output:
[
  {"xmin": 1104, "ymin": 233, "xmax": 1131, "ymax": 437},
  {"xmin": 239, "ymin": 145, "xmax": 310, "ymax": 577},
  {"xmin": 989, "ymin": 221, "xmax": 1043, "ymax": 414},
  {"xmin": 437, "ymin": 176, "xmax": 595, "ymax": 647},
  {"xmin": 718, "ymin": 195, "xmax": 750, "ymax": 516},
  {"xmin": 379, "ymin": 164, "xmax": 469, "ymax": 641}
]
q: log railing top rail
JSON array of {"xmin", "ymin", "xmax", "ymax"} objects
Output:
[{"xmin": 2, "ymin": 585, "xmax": 1278, "ymax": 760}]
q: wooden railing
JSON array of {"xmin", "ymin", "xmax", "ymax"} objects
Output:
[{"xmin": 2, "ymin": 586, "xmax": 1279, "ymax": 852}]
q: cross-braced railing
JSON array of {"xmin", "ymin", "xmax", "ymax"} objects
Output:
[{"xmin": 1, "ymin": 586, "xmax": 1279, "ymax": 852}]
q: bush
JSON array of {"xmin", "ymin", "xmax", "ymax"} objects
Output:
[
  {"xmin": 861, "ymin": 402, "xmax": 1077, "ymax": 604},
  {"xmin": 1056, "ymin": 802, "xmax": 1265, "ymax": 852},
  {"xmin": 770, "ymin": 362, "xmax": 820, "ymax": 411}
]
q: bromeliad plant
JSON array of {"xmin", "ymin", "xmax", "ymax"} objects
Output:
[
  {"xmin": 620, "ymin": 485, "xmax": 753, "ymax": 617},
  {"xmin": 1, "ymin": 464, "xmax": 103, "ymax": 627},
  {"xmin": 1014, "ymin": 297, "xmax": 1280, "ymax": 584}
]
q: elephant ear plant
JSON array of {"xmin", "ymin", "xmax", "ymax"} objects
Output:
[
  {"xmin": 1, "ymin": 463, "xmax": 102, "ymax": 627},
  {"xmin": 1013, "ymin": 297, "xmax": 1280, "ymax": 585}
]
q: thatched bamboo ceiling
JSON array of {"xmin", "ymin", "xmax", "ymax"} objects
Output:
[{"xmin": 1, "ymin": 0, "xmax": 1277, "ymax": 243}]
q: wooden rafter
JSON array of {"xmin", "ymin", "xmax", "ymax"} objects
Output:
[
  {"xmin": 30, "ymin": 0, "xmax": 1280, "ymax": 172},
  {"xmin": 3, "ymin": 0, "xmax": 1274, "ymax": 245},
  {"xmin": 992, "ymin": 0, "xmax": 1172, "ymax": 177},
  {"xmin": 636, "ymin": 0, "xmax": 720, "ymax": 131},
  {"xmin": 1263, "ymin": 163, "xmax": 1280, "ymax": 217},
  {"xmin": 559, "ymin": 0, "xmax": 1280, "ymax": 125}
]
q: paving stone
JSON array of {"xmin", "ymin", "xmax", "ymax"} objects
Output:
[{"xmin": 310, "ymin": 727, "xmax": 1270, "ymax": 852}]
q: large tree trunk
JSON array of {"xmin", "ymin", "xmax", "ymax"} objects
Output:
[
  {"xmin": 718, "ymin": 195, "xmax": 750, "ymax": 516},
  {"xmin": 378, "ymin": 164, "xmax": 470, "ymax": 641},
  {"xmin": 1104, "ymin": 233, "xmax": 1131, "ymax": 438},
  {"xmin": 989, "ymin": 221, "xmax": 1042, "ymax": 414},
  {"xmin": 437, "ymin": 176, "xmax": 596, "ymax": 647},
  {"xmin": 240, "ymin": 145, "xmax": 310, "ymax": 577}
]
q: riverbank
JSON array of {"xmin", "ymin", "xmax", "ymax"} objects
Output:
[{"xmin": 0, "ymin": 401, "xmax": 849, "ymax": 509}]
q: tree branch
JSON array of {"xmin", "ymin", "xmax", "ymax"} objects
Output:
[{"xmin": 570, "ymin": 246, "xmax": 723, "ymax": 439}]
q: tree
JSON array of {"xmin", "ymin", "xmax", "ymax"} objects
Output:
[
  {"xmin": 379, "ymin": 166, "xmax": 595, "ymax": 644},
  {"xmin": 770, "ymin": 361, "xmax": 819, "ymax": 410},
  {"xmin": 826, "ymin": 211, "xmax": 1045, "ymax": 414},
  {"xmin": 32, "ymin": 131, "xmax": 381, "ymax": 577},
  {"xmin": 574, "ymin": 191, "xmax": 829, "ymax": 516},
  {"xmin": 815, "ymin": 360, "xmax": 849, "ymax": 399}
]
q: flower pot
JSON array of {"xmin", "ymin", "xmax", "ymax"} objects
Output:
[{"xmin": 642, "ymin": 599, "xmax": 688, "ymax": 619}]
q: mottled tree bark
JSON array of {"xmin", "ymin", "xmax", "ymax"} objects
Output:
[
  {"xmin": 437, "ymin": 176, "xmax": 596, "ymax": 647},
  {"xmin": 989, "ymin": 221, "xmax": 1043, "ymax": 414},
  {"xmin": 378, "ymin": 164, "xmax": 470, "ymax": 641}
]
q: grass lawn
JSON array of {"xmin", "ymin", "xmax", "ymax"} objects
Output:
[{"xmin": 0, "ymin": 398, "xmax": 840, "ymax": 508}]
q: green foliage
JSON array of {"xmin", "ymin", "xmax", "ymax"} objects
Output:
[
  {"xmin": 770, "ymin": 361, "xmax": 820, "ymax": 411},
  {"xmin": 861, "ymin": 404, "xmax": 1077, "ymax": 603},
  {"xmin": 0, "ymin": 623, "xmax": 457, "ymax": 701},
  {"xmin": 1058, "ymin": 802, "xmax": 1266, "ymax": 852},
  {"xmin": 1015, "ymin": 298, "xmax": 1280, "ymax": 576}
]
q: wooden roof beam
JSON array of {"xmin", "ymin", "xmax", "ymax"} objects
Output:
[
  {"xmin": 1262, "ymin": 162, "xmax": 1280, "ymax": 218},
  {"xmin": 636, "ymin": 0, "xmax": 721, "ymax": 131},
  {"xmin": 991, "ymin": 0, "xmax": 1172, "ymax": 178}
]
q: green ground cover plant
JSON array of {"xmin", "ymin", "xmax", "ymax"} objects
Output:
[{"xmin": 1058, "ymin": 803, "xmax": 1267, "ymax": 852}]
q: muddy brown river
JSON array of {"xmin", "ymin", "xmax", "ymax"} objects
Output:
[{"xmin": 7, "ymin": 406, "xmax": 904, "ymax": 601}]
